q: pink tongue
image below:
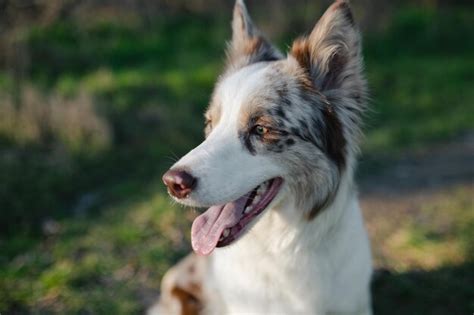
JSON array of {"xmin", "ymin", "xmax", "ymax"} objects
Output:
[{"xmin": 191, "ymin": 194, "xmax": 248, "ymax": 256}]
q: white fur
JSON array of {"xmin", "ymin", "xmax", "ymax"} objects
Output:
[{"xmin": 210, "ymin": 172, "xmax": 372, "ymax": 315}]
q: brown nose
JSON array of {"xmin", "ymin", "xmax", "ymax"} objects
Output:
[{"xmin": 162, "ymin": 169, "xmax": 197, "ymax": 199}]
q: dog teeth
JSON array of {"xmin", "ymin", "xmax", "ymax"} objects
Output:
[
  {"xmin": 245, "ymin": 180, "xmax": 271, "ymax": 214},
  {"xmin": 219, "ymin": 235, "xmax": 224, "ymax": 241},
  {"xmin": 223, "ymin": 229, "xmax": 230, "ymax": 237},
  {"xmin": 253, "ymin": 195, "xmax": 261, "ymax": 204}
]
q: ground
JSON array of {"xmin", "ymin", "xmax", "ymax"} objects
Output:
[{"xmin": 361, "ymin": 134, "xmax": 474, "ymax": 314}]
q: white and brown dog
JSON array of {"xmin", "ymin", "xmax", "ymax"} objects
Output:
[{"xmin": 152, "ymin": 1, "xmax": 372, "ymax": 314}]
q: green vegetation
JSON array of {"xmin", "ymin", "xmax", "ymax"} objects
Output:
[
  {"xmin": 363, "ymin": 8, "xmax": 474, "ymax": 153},
  {"xmin": 0, "ymin": 6, "xmax": 473, "ymax": 314}
]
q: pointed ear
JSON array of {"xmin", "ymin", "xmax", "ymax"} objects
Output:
[
  {"xmin": 226, "ymin": 0, "xmax": 282, "ymax": 71},
  {"xmin": 290, "ymin": 0, "xmax": 365, "ymax": 100}
]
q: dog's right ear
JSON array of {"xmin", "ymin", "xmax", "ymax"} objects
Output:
[{"xmin": 225, "ymin": 0, "xmax": 282, "ymax": 72}]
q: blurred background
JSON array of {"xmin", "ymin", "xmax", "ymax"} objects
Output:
[{"xmin": 0, "ymin": 0, "xmax": 473, "ymax": 313}]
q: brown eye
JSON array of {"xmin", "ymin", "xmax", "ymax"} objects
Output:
[{"xmin": 254, "ymin": 125, "xmax": 268, "ymax": 136}]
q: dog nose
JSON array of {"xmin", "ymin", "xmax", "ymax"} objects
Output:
[{"xmin": 162, "ymin": 169, "xmax": 197, "ymax": 199}]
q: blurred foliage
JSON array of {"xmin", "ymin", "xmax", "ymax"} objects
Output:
[
  {"xmin": 0, "ymin": 14, "xmax": 225, "ymax": 237},
  {"xmin": 0, "ymin": 193, "xmax": 191, "ymax": 313},
  {"xmin": 363, "ymin": 8, "xmax": 474, "ymax": 152},
  {"xmin": 0, "ymin": 2, "xmax": 473, "ymax": 314}
]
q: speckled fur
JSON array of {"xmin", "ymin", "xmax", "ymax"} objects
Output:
[{"xmin": 150, "ymin": 1, "xmax": 372, "ymax": 314}]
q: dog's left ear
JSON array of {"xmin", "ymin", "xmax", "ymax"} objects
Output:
[
  {"xmin": 226, "ymin": 0, "xmax": 282, "ymax": 72},
  {"xmin": 290, "ymin": 0, "xmax": 366, "ymax": 102}
]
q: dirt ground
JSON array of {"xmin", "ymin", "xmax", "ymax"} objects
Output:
[
  {"xmin": 358, "ymin": 133, "xmax": 474, "ymax": 313},
  {"xmin": 359, "ymin": 133, "xmax": 474, "ymax": 314},
  {"xmin": 359, "ymin": 132, "xmax": 474, "ymax": 269},
  {"xmin": 360, "ymin": 133, "xmax": 473, "ymax": 195}
]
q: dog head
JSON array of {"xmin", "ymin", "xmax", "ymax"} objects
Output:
[{"xmin": 163, "ymin": 0, "xmax": 367, "ymax": 255}]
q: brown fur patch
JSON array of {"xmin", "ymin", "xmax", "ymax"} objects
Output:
[
  {"xmin": 306, "ymin": 181, "xmax": 339, "ymax": 220},
  {"xmin": 291, "ymin": 39, "xmax": 349, "ymax": 92},
  {"xmin": 237, "ymin": 102, "xmax": 257, "ymax": 130},
  {"xmin": 306, "ymin": 101, "xmax": 346, "ymax": 220},
  {"xmin": 171, "ymin": 284, "xmax": 203, "ymax": 315},
  {"xmin": 290, "ymin": 38, "xmax": 312, "ymax": 77},
  {"xmin": 289, "ymin": 0, "xmax": 357, "ymax": 91},
  {"xmin": 322, "ymin": 103, "xmax": 346, "ymax": 171}
]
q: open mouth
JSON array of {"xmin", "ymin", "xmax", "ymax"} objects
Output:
[{"xmin": 191, "ymin": 177, "xmax": 283, "ymax": 256}]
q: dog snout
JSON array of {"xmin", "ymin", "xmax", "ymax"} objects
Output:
[{"xmin": 162, "ymin": 169, "xmax": 197, "ymax": 199}]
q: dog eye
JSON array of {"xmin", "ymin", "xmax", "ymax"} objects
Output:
[{"xmin": 253, "ymin": 125, "xmax": 269, "ymax": 136}]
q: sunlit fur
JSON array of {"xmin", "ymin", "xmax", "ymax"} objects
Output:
[{"xmin": 151, "ymin": 1, "xmax": 373, "ymax": 314}]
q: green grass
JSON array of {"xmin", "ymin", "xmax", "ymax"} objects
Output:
[
  {"xmin": 364, "ymin": 55, "xmax": 474, "ymax": 153},
  {"xmin": 361, "ymin": 7, "xmax": 474, "ymax": 154},
  {"xmin": 0, "ymin": 6, "xmax": 473, "ymax": 314},
  {"xmin": 0, "ymin": 192, "xmax": 191, "ymax": 313}
]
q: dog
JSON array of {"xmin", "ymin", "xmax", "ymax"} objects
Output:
[{"xmin": 151, "ymin": 0, "xmax": 372, "ymax": 314}]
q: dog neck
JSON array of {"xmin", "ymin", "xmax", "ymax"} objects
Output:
[{"xmin": 209, "ymin": 161, "xmax": 371, "ymax": 314}]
